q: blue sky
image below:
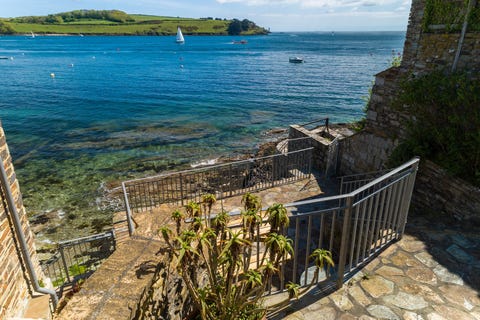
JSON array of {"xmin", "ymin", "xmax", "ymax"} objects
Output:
[{"xmin": 0, "ymin": 0, "xmax": 412, "ymax": 31}]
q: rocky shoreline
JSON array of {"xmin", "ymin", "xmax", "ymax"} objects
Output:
[{"xmin": 30, "ymin": 127, "xmax": 289, "ymax": 254}]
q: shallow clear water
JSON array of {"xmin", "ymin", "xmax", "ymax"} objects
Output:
[{"xmin": 0, "ymin": 32, "xmax": 405, "ymax": 241}]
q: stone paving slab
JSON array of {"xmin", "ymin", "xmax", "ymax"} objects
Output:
[{"xmin": 271, "ymin": 216, "xmax": 480, "ymax": 320}]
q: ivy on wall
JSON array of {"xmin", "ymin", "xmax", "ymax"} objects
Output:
[
  {"xmin": 423, "ymin": 0, "xmax": 480, "ymax": 32},
  {"xmin": 390, "ymin": 71, "xmax": 480, "ymax": 187}
]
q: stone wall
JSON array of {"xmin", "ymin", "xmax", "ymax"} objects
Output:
[
  {"xmin": 338, "ymin": 67, "xmax": 406, "ymax": 175},
  {"xmin": 131, "ymin": 262, "xmax": 192, "ymax": 320},
  {"xmin": 412, "ymin": 160, "xmax": 480, "ymax": 227},
  {"xmin": 403, "ymin": 0, "xmax": 480, "ymax": 75},
  {"xmin": 0, "ymin": 122, "xmax": 45, "ymax": 319},
  {"xmin": 288, "ymin": 125, "xmax": 332, "ymax": 173},
  {"xmin": 338, "ymin": 0, "xmax": 480, "ymax": 224}
]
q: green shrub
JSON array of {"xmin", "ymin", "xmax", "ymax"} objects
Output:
[
  {"xmin": 69, "ymin": 263, "xmax": 87, "ymax": 276},
  {"xmin": 390, "ymin": 70, "xmax": 480, "ymax": 186}
]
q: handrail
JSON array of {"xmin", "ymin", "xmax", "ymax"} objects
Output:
[
  {"xmin": 0, "ymin": 155, "xmax": 58, "ymax": 308},
  {"xmin": 122, "ymin": 181, "xmax": 135, "ymax": 236},
  {"xmin": 41, "ymin": 231, "xmax": 116, "ymax": 292},
  {"xmin": 173, "ymin": 157, "xmax": 420, "ymax": 294},
  {"xmin": 298, "ymin": 117, "xmax": 329, "ymax": 128},
  {"xmin": 123, "ymin": 147, "xmax": 314, "ymax": 185},
  {"xmin": 348, "ymin": 157, "xmax": 419, "ymax": 197},
  {"xmin": 58, "ymin": 230, "xmax": 114, "ymax": 246},
  {"xmin": 338, "ymin": 168, "xmax": 391, "ymax": 181}
]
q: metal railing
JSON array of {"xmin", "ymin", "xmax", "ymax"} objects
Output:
[
  {"xmin": 122, "ymin": 147, "xmax": 313, "ymax": 221},
  {"xmin": 276, "ymin": 136, "xmax": 313, "ymax": 154},
  {"xmin": 40, "ymin": 231, "xmax": 116, "ymax": 293},
  {"xmin": 339, "ymin": 168, "xmax": 392, "ymax": 195},
  {"xmin": 299, "ymin": 117, "xmax": 330, "ymax": 132},
  {"xmin": 211, "ymin": 158, "xmax": 419, "ymax": 294}
]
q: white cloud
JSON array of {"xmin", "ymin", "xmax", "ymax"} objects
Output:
[{"xmin": 216, "ymin": 0, "xmax": 402, "ymax": 7}]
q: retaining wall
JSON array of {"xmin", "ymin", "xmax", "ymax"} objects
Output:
[
  {"xmin": 338, "ymin": 0, "xmax": 480, "ymax": 224},
  {"xmin": 0, "ymin": 122, "xmax": 45, "ymax": 319}
]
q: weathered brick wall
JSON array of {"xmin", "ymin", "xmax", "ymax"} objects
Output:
[{"xmin": 0, "ymin": 122, "xmax": 44, "ymax": 318}]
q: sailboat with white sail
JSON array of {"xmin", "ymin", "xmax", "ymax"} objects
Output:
[{"xmin": 175, "ymin": 26, "xmax": 185, "ymax": 44}]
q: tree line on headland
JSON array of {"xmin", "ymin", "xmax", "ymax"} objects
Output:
[{"xmin": 0, "ymin": 10, "xmax": 269, "ymax": 36}]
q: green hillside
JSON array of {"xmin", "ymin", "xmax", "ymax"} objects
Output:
[{"xmin": 0, "ymin": 10, "xmax": 269, "ymax": 35}]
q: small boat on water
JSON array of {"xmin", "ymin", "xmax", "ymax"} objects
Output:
[
  {"xmin": 232, "ymin": 40, "xmax": 248, "ymax": 44},
  {"xmin": 289, "ymin": 57, "xmax": 304, "ymax": 63},
  {"xmin": 176, "ymin": 26, "xmax": 185, "ymax": 44},
  {"xmin": 0, "ymin": 56, "xmax": 13, "ymax": 60}
]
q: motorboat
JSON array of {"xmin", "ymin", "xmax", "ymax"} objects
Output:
[{"xmin": 289, "ymin": 57, "xmax": 304, "ymax": 63}]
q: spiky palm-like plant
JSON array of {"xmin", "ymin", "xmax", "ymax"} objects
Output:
[
  {"xmin": 242, "ymin": 192, "xmax": 261, "ymax": 212},
  {"xmin": 185, "ymin": 200, "xmax": 201, "ymax": 218},
  {"xmin": 286, "ymin": 282, "xmax": 300, "ymax": 300},
  {"xmin": 266, "ymin": 203, "xmax": 289, "ymax": 233},
  {"xmin": 171, "ymin": 209, "xmax": 184, "ymax": 234},
  {"xmin": 201, "ymin": 194, "xmax": 217, "ymax": 227},
  {"xmin": 159, "ymin": 195, "xmax": 333, "ymax": 320},
  {"xmin": 309, "ymin": 248, "xmax": 334, "ymax": 284}
]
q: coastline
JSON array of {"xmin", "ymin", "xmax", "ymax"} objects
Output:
[
  {"xmin": 1, "ymin": 31, "xmax": 404, "ymax": 252},
  {"xmin": 30, "ymin": 128, "xmax": 289, "ymax": 253}
]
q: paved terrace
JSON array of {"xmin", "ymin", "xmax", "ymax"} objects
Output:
[{"xmin": 55, "ymin": 174, "xmax": 480, "ymax": 320}]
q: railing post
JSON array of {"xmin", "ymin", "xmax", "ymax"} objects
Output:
[
  {"xmin": 271, "ymin": 157, "xmax": 275, "ymax": 188},
  {"xmin": 122, "ymin": 182, "xmax": 135, "ymax": 236},
  {"xmin": 337, "ymin": 196, "xmax": 353, "ymax": 289},
  {"xmin": 59, "ymin": 245, "xmax": 71, "ymax": 284},
  {"xmin": 179, "ymin": 173, "xmax": 184, "ymax": 206},
  {"xmin": 399, "ymin": 160, "xmax": 419, "ymax": 237},
  {"xmin": 228, "ymin": 164, "xmax": 233, "ymax": 197},
  {"xmin": 308, "ymin": 148, "xmax": 312, "ymax": 176},
  {"xmin": 110, "ymin": 230, "xmax": 117, "ymax": 251}
]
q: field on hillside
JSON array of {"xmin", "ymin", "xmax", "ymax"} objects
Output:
[{"xmin": 0, "ymin": 11, "xmax": 267, "ymax": 35}]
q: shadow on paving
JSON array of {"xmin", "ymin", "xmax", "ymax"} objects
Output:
[{"xmin": 404, "ymin": 213, "xmax": 480, "ymax": 296}]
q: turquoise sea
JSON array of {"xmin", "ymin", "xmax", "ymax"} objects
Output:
[{"xmin": 0, "ymin": 32, "xmax": 405, "ymax": 242}]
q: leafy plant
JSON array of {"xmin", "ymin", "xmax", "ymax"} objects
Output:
[
  {"xmin": 69, "ymin": 263, "xmax": 87, "ymax": 276},
  {"xmin": 286, "ymin": 282, "xmax": 300, "ymax": 300},
  {"xmin": 160, "ymin": 194, "xmax": 333, "ymax": 320},
  {"xmin": 422, "ymin": 0, "xmax": 464, "ymax": 32},
  {"xmin": 52, "ymin": 277, "xmax": 66, "ymax": 287},
  {"xmin": 266, "ymin": 203, "xmax": 289, "ymax": 233},
  {"xmin": 389, "ymin": 50, "xmax": 402, "ymax": 68},
  {"xmin": 390, "ymin": 70, "xmax": 480, "ymax": 186}
]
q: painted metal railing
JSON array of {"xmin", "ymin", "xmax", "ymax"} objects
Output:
[
  {"xmin": 276, "ymin": 136, "xmax": 312, "ymax": 154},
  {"xmin": 40, "ymin": 231, "xmax": 116, "ymax": 293},
  {"xmin": 214, "ymin": 158, "xmax": 419, "ymax": 294},
  {"xmin": 122, "ymin": 147, "xmax": 313, "ymax": 220},
  {"xmin": 286, "ymin": 157, "xmax": 419, "ymax": 290},
  {"xmin": 339, "ymin": 168, "xmax": 392, "ymax": 195},
  {"xmin": 299, "ymin": 117, "xmax": 330, "ymax": 132}
]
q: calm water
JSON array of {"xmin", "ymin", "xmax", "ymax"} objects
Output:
[{"xmin": 0, "ymin": 32, "xmax": 405, "ymax": 242}]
